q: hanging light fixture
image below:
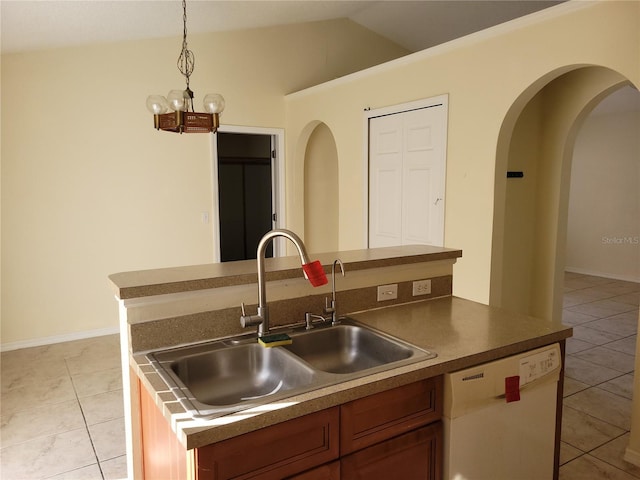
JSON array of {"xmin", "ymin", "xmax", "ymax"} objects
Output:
[{"xmin": 146, "ymin": 0, "xmax": 225, "ymax": 134}]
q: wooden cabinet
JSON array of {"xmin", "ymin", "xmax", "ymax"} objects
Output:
[
  {"xmin": 139, "ymin": 375, "xmax": 193, "ymax": 480},
  {"xmin": 139, "ymin": 376, "xmax": 443, "ymax": 480},
  {"xmin": 286, "ymin": 461, "xmax": 340, "ymax": 480},
  {"xmin": 340, "ymin": 376, "xmax": 442, "ymax": 455},
  {"xmin": 341, "ymin": 423, "xmax": 442, "ymax": 480},
  {"xmin": 195, "ymin": 408, "xmax": 339, "ymax": 480},
  {"xmin": 340, "ymin": 377, "xmax": 442, "ymax": 480}
]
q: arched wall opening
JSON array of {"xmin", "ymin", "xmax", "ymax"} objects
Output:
[
  {"xmin": 302, "ymin": 122, "xmax": 339, "ymax": 254},
  {"xmin": 490, "ymin": 65, "xmax": 632, "ymax": 322},
  {"xmin": 566, "ymin": 85, "xmax": 640, "ymax": 283},
  {"xmin": 490, "ymin": 65, "xmax": 640, "ymax": 466}
]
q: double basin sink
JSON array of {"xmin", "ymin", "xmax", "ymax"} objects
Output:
[{"xmin": 147, "ymin": 318, "xmax": 436, "ymax": 419}]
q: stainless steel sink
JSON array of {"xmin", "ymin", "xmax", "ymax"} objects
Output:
[
  {"xmin": 170, "ymin": 343, "xmax": 316, "ymax": 405},
  {"xmin": 150, "ymin": 341, "xmax": 317, "ymax": 417},
  {"xmin": 284, "ymin": 324, "xmax": 415, "ymax": 374},
  {"xmin": 147, "ymin": 318, "xmax": 436, "ymax": 419}
]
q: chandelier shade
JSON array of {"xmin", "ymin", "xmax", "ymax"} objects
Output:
[{"xmin": 146, "ymin": 0, "xmax": 224, "ymax": 134}]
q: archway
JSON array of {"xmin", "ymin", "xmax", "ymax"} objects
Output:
[
  {"xmin": 566, "ymin": 85, "xmax": 640, "ymax": 281},
  {"xmin": 490, "ymin": 66, "xmax": 632, "ymax": 322},
  {"xmin": 490, "ymin": 65, "xmax": 640, "ymax": 466}
]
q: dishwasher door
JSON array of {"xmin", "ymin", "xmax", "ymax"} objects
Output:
[{"xmin": 443, "ymin": 343, "xmax": 561, "ymax": 480}]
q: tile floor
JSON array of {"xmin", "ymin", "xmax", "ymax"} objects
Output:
[
  {"xmin": 560, "ymin": 272, "xmax": 640, "ymax": 479},
  {"xmin": 1, "ymin": 272, "xmax": 638, "ymax": 479},
  {"xmin": 1, "ymin": 334, "xmax": 127, "ymax": 479}
]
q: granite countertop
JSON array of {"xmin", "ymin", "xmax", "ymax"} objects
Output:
[
  {"xmin": 110, "ymin": 245, "xmax": 462, "ymax": 300},
  {"xmin": 132, "ymin": 295, "xmax": 572, "ymax": 450}
]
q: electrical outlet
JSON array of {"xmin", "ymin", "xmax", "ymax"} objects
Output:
[
  {"xmin": 377, "ymin": 284, "xmax": 398, "ymax": 301},
  {"xmin": 412, "ymin": 279, "xmax": 432, "ymax": 296}
]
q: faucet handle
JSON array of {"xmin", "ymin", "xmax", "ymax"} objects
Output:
[
  {"xmin": 240, "ymin": 303, "xmax": 263, "ymax": 328},
  {"xmin": 324, "ymin": 296, "xmax": 336, "ymax": 314}
]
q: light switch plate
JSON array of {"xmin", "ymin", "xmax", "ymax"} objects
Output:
[{"xmin": 377, "ymin": 284, "xmax": 398, "ymax": 301}]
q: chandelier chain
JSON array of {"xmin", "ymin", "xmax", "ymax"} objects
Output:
[{"xmin": 177, "ymin": 0, "xmax": 195, "ymax": 90}]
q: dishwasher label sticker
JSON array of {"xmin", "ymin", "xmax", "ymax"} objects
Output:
[{"xmin": 519, "ymin": 348, "xmax": 560, "ymax": 385}]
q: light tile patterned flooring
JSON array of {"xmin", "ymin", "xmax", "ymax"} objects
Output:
[
  {"xmin": 0, "ymin": 272, "xmax": 638, "ymax": 479},
  {"xmin": 560, "ymin": 272, "xmax": 640, "ymax": 479},
  {"xmin": 1, "ymin": 335, "xmax": 126, "ymax": 479}
]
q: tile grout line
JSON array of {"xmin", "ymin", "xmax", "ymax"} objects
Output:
[
  {"xmin": 562, "ymin": 399, "xmax": 631, "ymax": 433},
  {"xmin": 590, "ymin": 432, "xmax": 640, "ymax": 479},
  {"xmin": 563, "ymin": 433, "xmax": 640, "ymax": 479},
  {"xmin": 64, "ymin": 359, "xmax": 106, "ymax": 480},
  {"xmin": 564, "ymin": 373, "xmax": 633, "ymax": 397}
]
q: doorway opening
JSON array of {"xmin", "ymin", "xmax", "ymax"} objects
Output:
[
  {"xmin": 212, "ymin": 128, "xmax": 285, "ymax": 262},
  {"xmin": 490, "ymin": 66, "xmax": 633, "ymax": 322},
  {"xmin": 566, "ymin": 85, "xmax": 640, "ymax": 283}
]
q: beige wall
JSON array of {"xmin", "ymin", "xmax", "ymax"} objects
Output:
[
  {"xmin": 284, "ymin": 1, "xmax": 640, "ymax": 306},
  {"xmin": 566, "ymin": 93, "xmax": 640, "ymax": 282},
  {"xmin": 304, "ymin": 123, "xmax": 339, "ymax": 254},
  {"xmin": 629, "ymin": 336, "xmax": 640, "ymax": 465},
  {"xmin": 492, "ymin": 93, "xmax": 542, "ymax": 314},
  {"xmin": 0, "ymin": 19, "xmax": 408, "ymax": 347}
]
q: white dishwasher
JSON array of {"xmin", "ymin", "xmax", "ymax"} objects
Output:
[{"xmin": 443, "ymin": 343, "xmax": 561, "ymax": 480}]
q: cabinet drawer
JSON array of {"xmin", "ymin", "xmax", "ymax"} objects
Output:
[
  {"xmin": 286, "ymin": 460, "xmax": 340, "ymax": 480},
  {"xmin": 341, "ymin": 422, "xmax": 443, "ymax": 480},
  {"xmin": 340, "ymin": 376, "xmax": 443, "ymax": 455},
  {"xmin": 195, "ymin": 407, "xmax": 339, "ymax": 480}
]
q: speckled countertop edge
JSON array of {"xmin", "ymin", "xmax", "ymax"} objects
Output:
[
  {"xmin": 111, "ymin": 245, "xmax": 462, "ymax": 299},
  {"xmin": 131, "ymin": 296, "xmax": 572, "ymax": 450}
]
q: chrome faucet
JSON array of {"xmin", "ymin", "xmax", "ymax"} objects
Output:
[
  {"xmin": 240, "ymin": 229, "xmax": 327, "ymax": 337},
  {"xmin": 324, "ymin": 259, "xmax": 345, "ymax": 326}
]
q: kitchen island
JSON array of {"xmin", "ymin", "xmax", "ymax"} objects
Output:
[{"xmin": 110, "ymin": 245, "xmax": 572, "ymax": 479}]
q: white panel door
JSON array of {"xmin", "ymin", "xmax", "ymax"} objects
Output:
[
  {"xmin": 402, "ymin": 107, "xmax": 445, "ymax": 245},
  {"xmin": 369, "ymin": 101, "xmax": 446, "ymax": 248},
  {"xmin": 369, "ymin": 113, "xmax": 403, "ymax": 247}
]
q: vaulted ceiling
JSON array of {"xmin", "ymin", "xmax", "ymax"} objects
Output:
[{"xmin": 1, "ymin": 0, "xmax": 563, "ymax": 54}]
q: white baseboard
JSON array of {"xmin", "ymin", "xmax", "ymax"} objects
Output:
[
  {"xmin": 0, "ymin": 326, "xmax": 120, "ymax": 352},
  {"xmin": 565, "ymin": 266, "xmax": 640, "ymax": 284},
  {"xmin": 625, "ymin": 446, "xmax": 640, "ymax": 467}
]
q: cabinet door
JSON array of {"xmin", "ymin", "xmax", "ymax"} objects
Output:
[
  {"xmin": 340, "ymin": 376, "xmax": 442, "ymax": 455},
  {"xmin": 286, "ymin": 461, "xmax": 340, "ymax": 480},
  {"xmin": 341, "ymin": 422, "xmax": 442, "ymax": 480},
  {"xmin": 139, "ymin": 377, "xmax": 194, "ymax": 480},
  {"xmin": 195, "ymin": 407, "xmax": 339, "ymax": 480}
]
